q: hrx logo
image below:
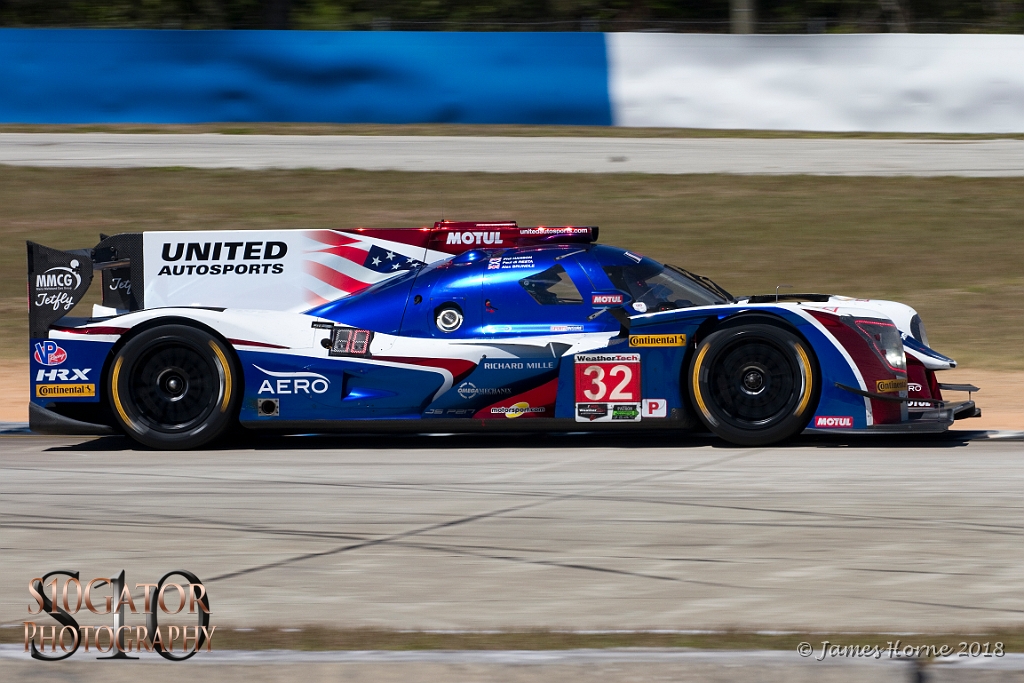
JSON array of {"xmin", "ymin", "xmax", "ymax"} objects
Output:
[{"xmin": 36, "ymin": 368, "xmax": 90, "ymax": 381}]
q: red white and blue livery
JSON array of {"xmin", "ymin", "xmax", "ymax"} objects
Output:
[{"xmin": 27, "ymin": 221, "xmax": 979, "ymax": 449}]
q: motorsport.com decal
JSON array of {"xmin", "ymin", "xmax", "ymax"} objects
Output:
[{"xmin": 157, "ymin": 240, "xmax": 287, "ymax": 277}]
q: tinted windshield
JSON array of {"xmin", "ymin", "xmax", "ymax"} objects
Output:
[{"xmin": 603, "ymin": 260, "xmax": 727, "ymax": 311}]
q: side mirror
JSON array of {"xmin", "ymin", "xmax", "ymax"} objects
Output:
[{"xmin": 608, "ymin": 307, "xmax": 632, "ymax": 332}]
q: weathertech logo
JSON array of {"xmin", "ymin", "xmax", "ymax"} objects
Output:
[
  {"xmin": 814, "ymin": 416, "xmax": 853, "ymax": 428},
  {"xmin": 876, "ymin": 379, "xmax": 909, "ymax": 393},
  {"xmin": 576, "ymin": 403, "xmax": 608, "ymax": 421}
]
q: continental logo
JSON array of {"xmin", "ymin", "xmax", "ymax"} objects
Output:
[
  {"xmin": 36, "ymin": 384, "xmax": 95, "ymax": 398},
  {"xmin": 629, "ymin": 334, "xmax": 686, "ymax": 348},
  {"xmin": 876, "ymin": 379, "xmax": 909, "ymax": 393}
]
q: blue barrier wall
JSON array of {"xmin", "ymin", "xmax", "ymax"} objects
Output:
[{"xmin": 0, "ymin": 29, "xmax": 612, "ymax": 125}]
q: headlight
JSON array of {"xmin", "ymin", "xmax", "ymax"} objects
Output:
[{"xmin": 845, "ymin": 317, "xmax": 907, "ymax": 373}]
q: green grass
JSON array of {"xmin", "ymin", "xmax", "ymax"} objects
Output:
[
  {"xmin": 2, "ymin": 167, "xmax": 1022, "ymax": 369},
  {"xmin": 7, "ymin": 625, "xmax": 1024, "ymax": 653},
  {"xmin": 2, "ymin": 122, "xmax": 1023, "ymax": 139}
]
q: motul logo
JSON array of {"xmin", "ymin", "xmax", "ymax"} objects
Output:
[
  {"xmin": 592, "ymin": 294, "xmax": 624, "ymax": 305},
  {"xmin": 446, "ymin": 231, "xmax": 503, "ymax": 246},
  {"xmin": 814, "ymin": 416, "xmax": 853, "ymax": 428}
]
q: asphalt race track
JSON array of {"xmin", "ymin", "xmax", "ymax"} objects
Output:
[
  {"xmin": 2, "ymin": 133, "xmax": 1024, "ymax": 176},
  {"xmin": 3, "ymin": 431, "xmax": 1024, "ymax": 634}
]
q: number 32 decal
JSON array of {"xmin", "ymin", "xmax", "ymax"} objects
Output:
[
  {"xmin": 581, "ymin": 364, "xmax": 635, "ymax": 401},
  {"xmin": 573, "ymin": 354, "xmax": 642, "ymax": 421}
]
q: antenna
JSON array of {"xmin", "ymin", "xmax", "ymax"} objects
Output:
[{"xmin": 775, "ymin": 284, "xmax": 793, "ymax": 302}]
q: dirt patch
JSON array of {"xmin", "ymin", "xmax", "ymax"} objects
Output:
[
  {"xmin": 3, "ymin": 360, "xmax": 1019, "ymax": 430},
  {"xmin": 946, "ymin": 368, "xmax": 1024, "ymax": 431},
  {"xmin": 0, "ymin": 359, "xmax": 27, "ymax": 422}
]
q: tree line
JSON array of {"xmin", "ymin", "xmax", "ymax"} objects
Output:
[{"xmin": 0, "ymin": 0, "xmax": 1020, "ymax": 32}]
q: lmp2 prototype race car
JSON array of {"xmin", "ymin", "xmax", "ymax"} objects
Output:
[{"xmin": 28, "ymin": 221, "xmax": 979, "ymax": 449}]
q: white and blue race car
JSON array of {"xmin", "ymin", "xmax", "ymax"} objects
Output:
[{"xmin": 28, "ymin": 221, "xmax": 979, "ymax": 449}]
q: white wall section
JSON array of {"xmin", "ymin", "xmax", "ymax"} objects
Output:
[{"xmin": 607, "ymin": 33, "xmax": 1024, "ymax": 133}]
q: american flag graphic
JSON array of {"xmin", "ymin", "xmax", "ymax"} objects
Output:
[{"xmin": 302, "ymin": 230, "xmax": 428, "ymax": 305}]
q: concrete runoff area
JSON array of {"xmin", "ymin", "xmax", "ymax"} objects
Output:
[
  {"xmin": 1, "ymin": 647, "xmax": 1023, "ymax": 683},
  {"xmin": 0, "ymin": 645, "xmax": 925, "ymax": 683},
  {"xmin": 5, "ymin": 649, "xmax": 1024, "ymax": 683},
  {"xmin": 3, "ymin": 433, "xmax": 1024, "ymax": 634},
  {"xmin": 2, "ymin": 133, "xmax": 1024, "ymax": 176}
]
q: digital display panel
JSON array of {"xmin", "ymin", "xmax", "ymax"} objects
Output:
[{"xmin": 328, "ymin": 327, "xmax": 373, "ymax": 357}]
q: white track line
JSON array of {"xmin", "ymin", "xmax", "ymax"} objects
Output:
[{"xmin": 2, "ymin": 133, "xmax": 1024, "ymax": 176}]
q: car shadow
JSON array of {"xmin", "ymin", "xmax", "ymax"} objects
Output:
[{"xmin": 42, "ymin": 429, "xmax": 996, "ymax": 453}]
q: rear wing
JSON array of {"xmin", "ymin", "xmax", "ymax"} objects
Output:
[{"xmin": 28, "ymin": 221, "xmax": 598, "ymax": 335}]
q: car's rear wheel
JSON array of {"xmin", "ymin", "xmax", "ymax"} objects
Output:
[
  {"xmin": 689, "ymin": 323, "xmax": 818, "ymax": 446},
  {"xmin": 108, "ymin": 325, "xmax": 239, "ymax": 449}
]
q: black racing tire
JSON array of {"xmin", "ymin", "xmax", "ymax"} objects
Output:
[
  {"xmin": 108, "ymin": 325, "xmax": 240, "ymax": 449},
  {"xmin": 688, "ymin": 323, "xmax": 819, "ymax": 446}
]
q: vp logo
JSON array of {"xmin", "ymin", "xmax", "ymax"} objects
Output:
[{"xmin": 33, "ymin": 342, "xmax": 67, "ymax": 367}]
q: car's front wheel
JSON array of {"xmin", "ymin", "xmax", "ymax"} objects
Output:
[
  {"xmin": 108, "ymin": 325, "xmax": 240, "ymax": 449},
  {"xmin": 689, "ymin": 323, "xmax": 818, "ymax": 446}
]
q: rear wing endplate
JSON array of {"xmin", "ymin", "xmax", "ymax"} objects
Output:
[{"xmin": 27, "ymin": 233, "xmax": 142, "ymax": 338}]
